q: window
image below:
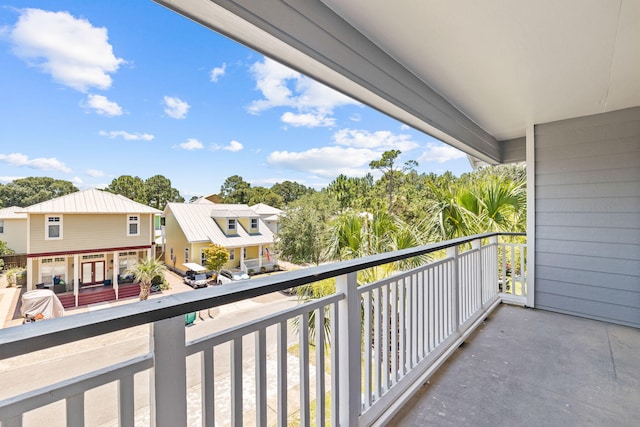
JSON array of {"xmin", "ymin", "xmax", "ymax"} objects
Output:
[
  {"xmin": 118, "ymin": 253, "xmax": 138, "ymax": 278},
  {"xmin": 46, "ymin": 216, "xmax": 62, "ymax": 240},
  {"xmin": 243, "ymin": 247, "xmax": 247, "ymax": 258},
  {"xmin": 41, "ymin": 257, "xmax": 66, "ymax": 285},
  {"xmin": 229, "ymin": 249, "xmax": 235, "ymax": 261},
  {"xmin": 0, "ymin": 220, "xmax": 4, "ymax": 234},
  {"xmin": 170, "ymin": 247, "xmax": 174, "ymax": 262},
  {"xmin": 227, "ymin": 219, "xmax": 237, "ymax": 233},
  {"xmin": 250, "ymin": 218, "xmax": 258, "ymax": 230},
  {"xmin": 184, "ymin": 247, "xmax": 189, "ymax": 263},
  {"xmin": 127, "ymin": 215, "xmax": 140, "ymax": 236},
  {"xmin": 201, "ymin": 250, "xmax": 207, "ymax": 266}
]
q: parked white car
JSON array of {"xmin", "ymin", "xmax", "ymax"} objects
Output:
[{"xmin": 217, "ymin": 269, "xmax": 250, "ymax": 285}]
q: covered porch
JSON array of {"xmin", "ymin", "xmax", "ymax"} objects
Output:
[{"xmin": 389, "ymin": 303, "xmax": 640, "ymax": 426}]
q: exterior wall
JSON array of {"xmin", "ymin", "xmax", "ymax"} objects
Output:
[
  {"xmin": 225, "ymin": 248, "xmax": 240, "ymax": 269},
  {"xmin": 29, "ymin": 213, "xmax": 153, "ymax": 255},
  {"xmin": 163, "ymin": 212, "xmax": 190, "ymax": 271},
  {"xmin": 0, "ymin": 218, "xmax": 27, "ymax": 254},
  {"xmin": 214, "ymin": 217, "xmax": 238, "ymax": 236},
  {"xmin": 535, "ymin": 107, "xmax": 640, "ymax": 327},
  {"xmin": 238, "ymin": 218, "xmax": 259, "ymax": 234},
  {"xmin": 500, "ymin": 137, "xmax": 526, "ymax": 163}
]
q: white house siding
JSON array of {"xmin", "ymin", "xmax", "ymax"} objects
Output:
[
  {"xmin": 29, "ymin": 213, "xmax": 153, "ymax": 255},
  {"xmin": 534, "ymin": 107, "xmax": 640, "ymax": 327}
]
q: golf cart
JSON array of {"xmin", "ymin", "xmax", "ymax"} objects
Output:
[{"xmin": 183, "ymin": 263, "xmax": 209, "ymax": 289}]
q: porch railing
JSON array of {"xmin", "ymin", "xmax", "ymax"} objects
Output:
[
  {"xmin": 0, "ymin": 232, "xmax": 525, "ymax": 427},
  {"xmin": 241, "ymin": 256, "xmax": 279, "ymax": 273}
]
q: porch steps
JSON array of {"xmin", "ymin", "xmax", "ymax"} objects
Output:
[{"xmin": 57, "ymin": 284, "xmax": 142, "ymax": 309}]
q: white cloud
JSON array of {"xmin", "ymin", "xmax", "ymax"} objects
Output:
[
  {"xmin": 419, "ymin": 142, "xmax": 467, "ymax": 163},
  {"xmin": 85, "ymin": 94, "xmax": 122, "ymax": 117},
  {"xmin": 9, "ymin": 8, "xmax": 124, "ymax": 92},
  {"xmin": 267, "ymin": 146, "xmax": 378, "ymax": 178},
  {"xmin": 71, "ymin": 176, "xmax": 83, "ymax": 185},
  {"xmin": 248, "ymin": 57, "xmax": 358, "ymax": 127},
  {"xmin": 281, "ymin": 112, "xmax": 335, "ymax": 128},
  {"xmin": 99, "ymin": 130, "xmax": 154, "ymax": 141},
  {"xmin": 85, "ymin": 169, "xmax": 104, "ymax": 177},
  {"xmin": 210, "ymin": 63, "xmax": 226, "ymax": 82},
  {"xmin": 212, "ymin": 140, "xmax": 244, "ymax": 152},
  {"xmin": 0, "ymin": 176, "xmax": 25, "ymax": 183},
  {"xmin": 333, "ymin": 129, "xmax": 419, "ymax": 151},
  {"xmin": 179, "ymin": 138, "xmax": 203, "ymax": 150},
  {"xmin": 163, "ymin": 96, "xmax": 190, "ymax": 119},
  {"xmin": 350, "ymin": 113, "xmax": 362, "ymax": 122},
  {"xmin": 0, "ymin": 152, "xmax": 71, "ymax": 173},
  {"xmin": 223, "ymin": 140, "xmax": 243, "ymax": 152}
]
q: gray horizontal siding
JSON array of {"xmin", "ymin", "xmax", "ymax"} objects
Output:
[
  {"xmin": 500, "ymin": 137, "xmax": 526, "ymax": 163},
  {"xmin": 535, "ymin": 107, "xmax": 640, "ymax": 328}
]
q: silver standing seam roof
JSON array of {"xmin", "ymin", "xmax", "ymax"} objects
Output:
[
  {"xmin": 20, "ymin": 188, "xmax": 161, "ymax": 214},
  {"xmin": 164, "ymin": 202, "xmax": 274, "ymax": 248},
  {"xmin": 0, "ymin": 206, "xmax": 28, "ymax": 219}
]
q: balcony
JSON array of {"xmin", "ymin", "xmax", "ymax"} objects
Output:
[{"xmin": 1, "ymin": 232, "xmax": 636, "ymax": 426}]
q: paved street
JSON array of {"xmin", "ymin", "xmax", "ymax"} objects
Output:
[{"xmin": 0, "ymin": 270, "xmax": 315, "ymax": 426}]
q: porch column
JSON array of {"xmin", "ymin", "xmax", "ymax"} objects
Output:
[
  {"xmin": 26, "ymin": 258, "xmax": 33, "ymax": 291},
  {"xmin": 73, "ymin": 254, "xmax": 79, "ymax": 307},
  {"xmin": 258, "ymin": 244, "xmax": 263, "ymax": 269},
  {"xmin": 526, "ymin": 124, "xmax": 536, "ymax": 308},
  {"xmin": 114, "ymin": 252, "xmax": 119, "ymax": 299},
  {"xmin": 240, "ymin": 246, "xmax": 245, "ymax": 271}
]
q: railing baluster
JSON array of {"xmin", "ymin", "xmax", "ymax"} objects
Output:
[
  {"xmin": 299, "ymin": 313, "xmax": 310, "ymax": 427},
  {"xmin": 256, "ymin": 329, "xmax": 267, "ymax": 427},
  {"xmin": 231, "ymin": 337, "xmax": 243, "ymax": 427},
  {"xmin": 201, "ymin": 347, "xmax": 215, "ymax": 427},
  {"xmin": 382, "ymin": 283, "xmax": 390, "ymax": 392},
  {"xmin": 315, "ymin": 307, "xmax": 325, "ymax": 427},
  {"xmin": 330, "ymin": 301, "xmax": 339, "ymax": 427},
  {"xmin": 373, "ymin": 286, "xmax": 381, "ymax": 400},
  {"xmin": 417, "ymin": 271, "xmax": 424, "ymax": 360},
  {"xmin": 391, "ymin": 280, "xmax": 398, "ymax": 384},
  {"xmin": 399, "ymin": 276, "xmax": 406, "ymax": 375},
  {"xmin": 118, "ymin": 375, "xmax": 135, "ymax": 427},
  {"xmin": 66, "ymin": 394, "xmax": 83, "ymax": 427},
  {"xmin": 277, "ymin": 320, "xmax": 287, "ymax": 426},
  {"xmin": 363, "ymin": 290, "xmax": 372, "ymax": 408}
]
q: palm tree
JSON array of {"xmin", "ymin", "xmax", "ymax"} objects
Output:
[{"xmin": 127, "ymin": 257, "xmax": 167, "ymax": 301}]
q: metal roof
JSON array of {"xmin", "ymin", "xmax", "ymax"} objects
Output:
[
  {"xmin": 0, "ymin": 206, "xmax": 27, "ymax": 219},
  {"xmin": 250, "ymin": 203, "xmax": 282, "ymax": 216},
  {"xmin": 22, "ymin": 189, "xmax": 162, "ymax": 214},
  {"xmin": 164, "ymin": 202, "xmax": 274, "ymax": 247}
]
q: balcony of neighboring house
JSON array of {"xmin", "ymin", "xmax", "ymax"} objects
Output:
[{"xmin": 1, "ymin": 232, "xmax": 638, "ymax": 427}]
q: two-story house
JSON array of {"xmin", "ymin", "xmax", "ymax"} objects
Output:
[
  {"xmin": 21, "ymin": 188, "xmax": 161, "ymax": 307},
  {"xmin": 162, "ymin": 199, "xmax": 277, "ymax": 275}
]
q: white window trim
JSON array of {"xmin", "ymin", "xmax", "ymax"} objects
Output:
[
  {"xmin": 250, "ymin": 218, "xmax": 258, "ymax": 230},
  {"xmin": 184, "ymin": 247, "xmax": 189, "ymax": 263},
  {"xmin": 227, "ymin": 218, "xmax": 237, "ymax": 232},
  {"xmin": 229, "ymin": 249, "xmax": 235, "ymax": 261},
  {"xmin": 127, "ymin": 214, "xmax": 140, "ymax": 236},
  {"xmin": 0, "ymin": 219, "xmax": 4, "ymax": 234},
  {"xmin": 46, "ymin": 215, "xmax": 63, "ymax": 240}
]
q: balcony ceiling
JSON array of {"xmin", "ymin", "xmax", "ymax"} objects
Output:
[{"xmin": 155, "ymin": 0, "xmax": 640, "ymax": 163}]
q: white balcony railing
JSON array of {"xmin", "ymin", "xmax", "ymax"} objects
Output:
[{"xmin": 0, "ymin": 232, "xmax": 525, "ymax": 427}]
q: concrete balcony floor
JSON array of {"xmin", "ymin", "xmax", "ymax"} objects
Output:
[{"xmin": 388, "ymin": 304, "xmax": 640, "ymax": 427}]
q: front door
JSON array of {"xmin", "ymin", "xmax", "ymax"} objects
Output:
[{"xmin": 81, "ymin": 261, "xmax": 105, "ymax": 286}]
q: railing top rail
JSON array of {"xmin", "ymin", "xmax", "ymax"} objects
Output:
[{"xmin": 0, "ymin": 232, "xmax": 524, "ymax": 360}]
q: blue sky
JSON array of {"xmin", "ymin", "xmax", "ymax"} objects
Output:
[{"xmin": 0, "ymin": 1, "xmax": 472, "ymax": 200}]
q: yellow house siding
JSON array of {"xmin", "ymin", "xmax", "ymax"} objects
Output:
[
  {"xmin": 214, "ymin": 217, "xmax": 238, "ymax": 236},
  {"xmin": 29, "ymin": 213, "xmax": 153, "ymax": 254},
  {"xmin": 163, "ymin": 212, "xmax": 190, "ymax": 270}
]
